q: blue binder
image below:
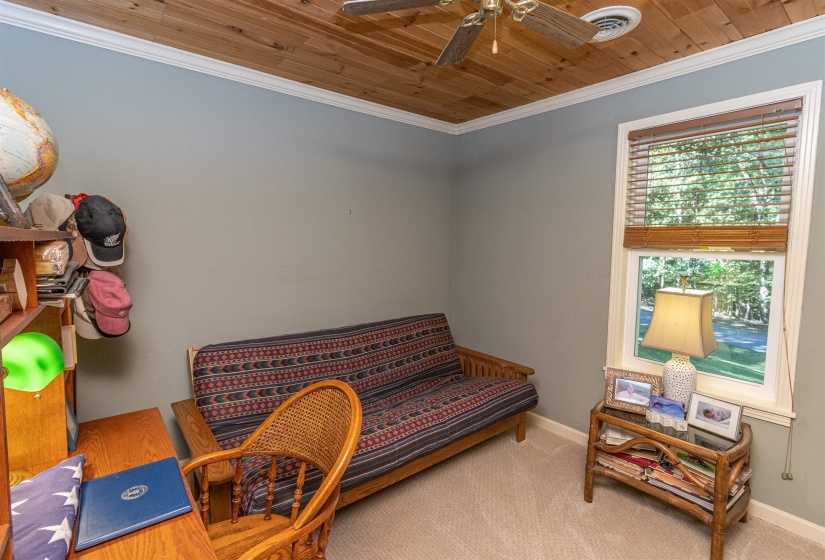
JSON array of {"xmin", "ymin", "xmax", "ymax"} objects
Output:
[{"xmin": 75, "ymin": 457, "xmax": 193, "ymax": 551}]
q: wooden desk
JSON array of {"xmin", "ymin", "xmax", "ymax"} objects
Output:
[{"xmin": 66, "ymin": 408, "xmax": 216, "ymax": 559}]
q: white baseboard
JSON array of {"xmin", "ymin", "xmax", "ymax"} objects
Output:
[
  {"xmin": 526, "ymin": 411, "xmax": 825, "ymax": 547},
  {"xmin": 527, "ymin": 411, "xmax": 589, "ymax": 446},
  {"xmin": 747, "ymin": 500, "xmax": 825, "ymax": 547}
]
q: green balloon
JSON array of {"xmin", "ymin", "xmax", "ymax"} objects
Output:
[{"xmin": 2, "ymin": 332, "xmax": 65, "ymax": 392}]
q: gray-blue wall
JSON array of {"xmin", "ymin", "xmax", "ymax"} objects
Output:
[
  {"xmin": 454, "ymin": 38, "xmax": 825, "ymax": 525},
  {"xmin": 0, "ymin": 23, "xmax": 457, "ymax": 455}
]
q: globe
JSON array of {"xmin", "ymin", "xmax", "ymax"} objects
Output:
[{"xmin": 0, "ymin": 88, "xmax": 59, "ymax": 201}]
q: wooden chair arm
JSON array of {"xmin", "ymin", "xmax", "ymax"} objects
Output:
[
  {"xmin": 181, "ymin": 447, "xmax": 239, "ymax": 477},
  {"xmin": 455, "ymin": 346, "xmax": 535, "ymax": 383},
  {"xmin": 171, "ymin": 398, "xmax": 234, "ymax": 483}
]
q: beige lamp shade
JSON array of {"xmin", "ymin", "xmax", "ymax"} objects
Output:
[{"xmin": 641, "ymin": 288, "xmax": 718, "ymax": 359}]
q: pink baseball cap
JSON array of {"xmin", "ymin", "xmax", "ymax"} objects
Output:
[{"xmin": 87, "ymin": 270, "xmax": 132, "ymax": 336}]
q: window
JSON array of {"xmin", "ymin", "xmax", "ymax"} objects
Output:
[
  {"xmin": 626, "ymin": 250, "xmax": 785, "ymax": 403},
  {"xmin": 607, "ymin": 83, "xmax": 821, "ymax": 425}
]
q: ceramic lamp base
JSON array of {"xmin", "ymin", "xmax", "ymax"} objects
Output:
[{"xmin": 663, "ymin": 353, "xmax": 697, "ymax": 408}]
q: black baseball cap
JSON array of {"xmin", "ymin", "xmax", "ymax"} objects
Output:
[{"xmin": 75, "ymin": 195, "xmax": 127, "ymax": 266}]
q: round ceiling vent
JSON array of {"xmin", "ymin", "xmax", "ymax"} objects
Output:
[{"xmin": 582, "ymin": 7, "xmax": 642, "ymax": 42}]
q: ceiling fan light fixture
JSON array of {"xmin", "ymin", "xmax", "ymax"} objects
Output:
[
  {"xmin": 346, "ymin": 0, "xmax": 599, "ymax": 65},
  {"xmin": 582, "ymin": 6, "xmax": 641, "ymax": 42}
]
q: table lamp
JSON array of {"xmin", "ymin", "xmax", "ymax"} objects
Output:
[
  {"xmin": 640, "ymin": 287, "xmax": 718, "ymax": 407},
  {"xmin": 2, "ymin": 332, "xmax": 65, "ymax": 392}
]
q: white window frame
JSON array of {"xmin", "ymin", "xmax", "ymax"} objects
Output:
[
  {"xmin": 624, "ymin": 249, "xmax": 785, "ymax": 403},
  {"xmin": 606, "ymin": 81, "xmax": 822, "ymax": 426}
]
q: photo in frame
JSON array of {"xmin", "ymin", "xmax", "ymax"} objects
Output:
[
  {"xmin": 687, "ymin": 426, "xmax": 735, "ymax": 453},
  {"xmin": 66, "ymin": 398, "xmax": 79, "ymax": 452},
  {"xmin": 646, "ymin": 395, "xmax": 687, "ymax": 431},
  {"xmin": 604, "ymin": 368, "xmax": 662, "ymax": 415},
  {"xmin": 687, "ymin": 392, "xmax": 742, "ymax": 441}
]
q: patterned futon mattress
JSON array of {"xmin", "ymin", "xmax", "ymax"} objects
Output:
[
  {"xmin": 238, "ymin": 373, "xmax": 537, "ymax": 515},
  {"xmin": 191, "ymin": 313, "xmax": 538, "ymax": 516}
]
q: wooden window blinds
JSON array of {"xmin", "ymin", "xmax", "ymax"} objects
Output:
[{"xmin": 624, "ymin": 99, "xmax": 802, "ymax": 251}]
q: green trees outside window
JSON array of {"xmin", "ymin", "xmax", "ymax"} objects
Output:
[
  {"xmin": 635, "ymin": 256, "xmax": 774, "ymax": 385},
  {"xmin": 638, "ymin": 122, "xmax": 791, "ymax": 227}
]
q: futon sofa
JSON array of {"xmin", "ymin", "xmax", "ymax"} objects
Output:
[{"xmin": 173, "ymin": 313, "xmax": 538, "ymax": 521}]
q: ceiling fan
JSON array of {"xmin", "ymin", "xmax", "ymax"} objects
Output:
[{"xmin": 341, "ymin": 0, "xmax": 600, "ymax": 66}]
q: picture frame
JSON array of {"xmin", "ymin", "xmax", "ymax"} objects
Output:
[
  {"xmin": 649, "ymin": 395, "xmax": 685, "ymax": 420},
  {"xmin": 686, "ymin": 426, "xmax": 735, "ymax": 453},
  {"xmin": 687, "ymin": 392, "xmax": 742, "ymax": 441},
  {"xmin": 66, "ymin": 398, "xmax": 79, "ymax": 452},
  {"xmin": 604, "ymin": 368, "xmax": 662, "ymax": 415},
  {"xmin": 646, "ymin": 395, "xmax": 687, "ymax": 431}
]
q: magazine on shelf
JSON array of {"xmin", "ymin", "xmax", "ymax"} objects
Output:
[
  {"xmin": 651, "ymin": 459, "xmax": 714, "ymax": 489},
  {"xmin": 625, "ymin": 448, "xmax": 662, "ymax": 462},
  {"xmin": 672, "ymin": 449, "xmax": 716, "ymax": 477},
  {"xmin": 647, "ymin": 477, "xmax": 746, "ymax": 512},
  {"xmin": 610, "ymin": 452, "xmax": 658, "ymax": 470},
  {"xmin": 666, "ymin": 450, "xmax": 752, "ymax": 495},
  {"xmin": 595, "ymin": 452, "xmax": 645, "ymax": 479},
  {"xmin": 600, "ymin": 426, "xmax": 657, "ymax": 451},
  {"xmin": 646, "ymin": 466, "xmax": 712, "ymax": 499}
]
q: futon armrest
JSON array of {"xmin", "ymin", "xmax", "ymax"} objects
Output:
[
  {"xmin": 455, "ymin": 346, "xmax": 535, "ymax": 383},
  {"xmin": 171, "ymin": 398, "xmax": 234, "ymax": 484}
]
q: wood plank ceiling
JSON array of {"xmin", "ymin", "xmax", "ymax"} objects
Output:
[{"xmin": 7, "ymin": 0, "xmax": 824, "ymax": 123}]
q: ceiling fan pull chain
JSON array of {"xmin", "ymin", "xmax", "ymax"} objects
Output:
[{"xmin": 492, "ymin": 17, "xmax": 498, "ymax": 54}]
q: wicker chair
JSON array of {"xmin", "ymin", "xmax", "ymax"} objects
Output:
[{"xmin": 182, "ymin": 380, "xmax": 362, "ymax": 560}]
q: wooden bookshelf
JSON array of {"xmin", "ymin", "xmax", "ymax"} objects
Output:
[
  {"xmin": 584, "ymin": 401, "xmax": 752, "ymax": 560},
  {"xmin": 0, "ymin": 227, "xmax": 74, "ymax": 559},
  {"xmin": 0, "ymin": 305, "xmax": 46, "ymax": 347},
  {"xmin": 0, "ymin": 229, "xmax": 71, "ymax": 242},
  {"xmin": 0, "ymin": 229, "xmax": 71, "ymax": 309}
]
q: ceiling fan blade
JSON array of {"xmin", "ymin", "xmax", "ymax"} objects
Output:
[
  {"xmin": 517, "ymin": 2, "xmax": 598, "ymax": 49},
  {"xmin": 436, "ymin": 15, "xmax": 485, "ymax": 66},
  {"xmin": 343, "ymin": 0, "xmax": 443, "ymax": 16}
]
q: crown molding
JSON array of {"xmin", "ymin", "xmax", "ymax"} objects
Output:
[
  {"xmin": 0, "ymin": 1, "xmax": 459, "ymax": 135},
  {"xmin": 1, "ymin": 1, "xmax": 823, "ymax": 135},
  {"xmin": 457, "ymin": 15, "xmax": 825, "ymax": 133}
]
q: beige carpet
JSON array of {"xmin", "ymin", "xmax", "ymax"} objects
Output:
[{"xmin": 327, "ymin": 427, "xmax": 824, "ymax": 560}]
